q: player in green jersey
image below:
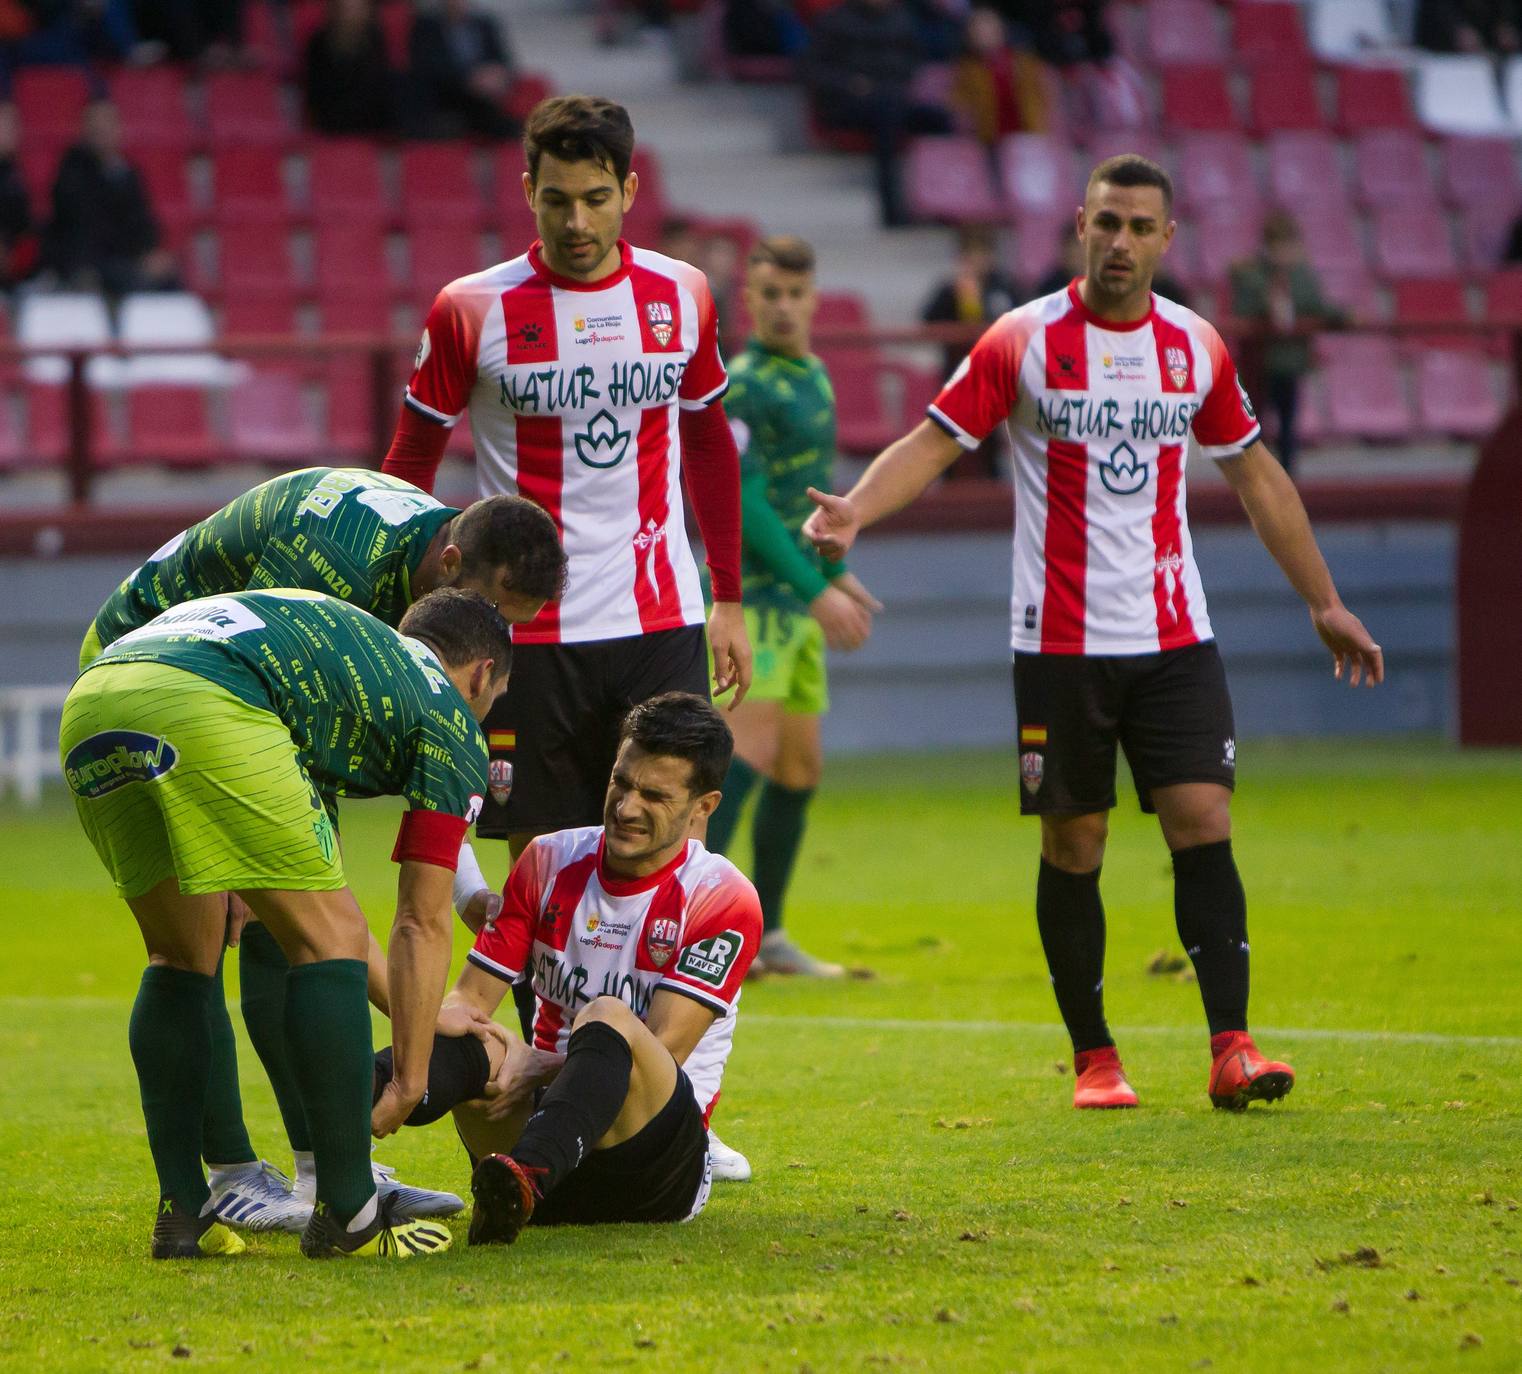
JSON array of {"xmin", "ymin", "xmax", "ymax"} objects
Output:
[
  {"xmin": 60, "ymin": 587, "xmax": 511, "ymax": 1259},
  {"xmin": 78, "ymin": 467, "xmax": 569, "ymax": 1235}
]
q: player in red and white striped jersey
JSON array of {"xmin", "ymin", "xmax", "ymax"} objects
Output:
[
  {"xmin": 370, "ymin": 694, "xmax": 761, "ymax": 1241},
  {"xmin": 381, "ymin": 96, "xmax": 752, "ymax": 859},
  {"xmin": 806, "ymin": 156, "xmax": 1384, "ymax": 1113}
]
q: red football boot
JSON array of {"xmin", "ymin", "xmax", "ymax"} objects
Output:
[
  {"xmin": 1208, "ymin": 1032, "xmax": 1294, "ymax": 1111},
  {"xmin": 1072, "ymin": 1046, "xmax": 1139, "ymax": 1109}
]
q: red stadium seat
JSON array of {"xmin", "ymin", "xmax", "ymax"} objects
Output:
[
  {"xmin": 305, "ymin": 139, "xmax": 391, "ymax": 224},
  {"xmin": 1083, "ymin": 129, "xmax": 1167, "ymax": 168},
  {"xmin": 621, "ymin": 148, "xmax": 672, "ymax": 248},
  {"xmin": 111, "ymin": 68, "xmax": 193, "ymax": 152},
  {"xmin": 204, "ymin": 72, "xmax": 294, "ymax": 148},
  {"xmin": 1265, "ymin": 132, "xmax": 1350, "ymax": 212},
  {"xmin": 323, "ymin": 357, "xmax": 386, "ymax": 458},
  {"xmin": 220, "ymin": 292, "xmax": 302, "ymax": 337},
  {"xmin": 1162, "ymin": 68, "xmax": 1239, "ymax": 132},
  {"xmin": 313, "ymin": 221, "xmax": 392, "ymax": 290},
  {"xmin": 211, "ymin": 148, "xmax": 294, "ymax": 225},
  {"xmin": 289, "ymin": 0, "xmax": 324, "ymax": 61},
  {"xmin": 0, "ymin": 389, "xmax": 26, "ymax": 471},
  {"xmin": 1177, "ymin": 132, "xmax": 1259, "ymax": 215},
  {"xmin": 905, "ymin": 137, "xmax": 1004, "ymax": 223},
  {"xmin": 133, "ymin": 147, "xmax": 199, "ymax": 239},
  {"xmin": 230, "ymin": 371, "xmax": 322, "ymax": 463},
  {"xmin": 494, "ymin": 147, "xmax": 539, "ymax": 244},
  {"xmin": 1457, "ymin": 201, "xmax": 1518, "ymax": 271},
  {"xmin": 377, "ymin": 0, "xmax": 412, "ymax": 68},
  {"xmin": 817, "ymin": 353, "xmax": 898, "ymax": 455},
  {"xmin": 1372, "ymin": 205, "xmax": 1457, "ymax": 279},
  {"xmin": 1147, "ymin": 0, "xmax": 1226, "ymax": 66},
  {"xmin": 405, "ymin": 227, "xmax": 487, "ymax": 309},
  {"xmin": 198, "ymin": 224, "xmax": 298, "ymax": 298},
  {"xmin": 122, "ymin": 387, "xmax": 218, "ymax": 468},
  {"xmin": 813, "ymin": 292, "xmax": 871, "ymax": 329},
  {"xmin": 1352, "ymin": 130, "xmax": 1436, "ymax": 207},
  {"xmin": 1440, "ymin": 137, "xmax": 1522, "ymax": 208},
  {"xmin": 1335, "ymin": 66, "xmax": 1418, "ymax": 133},
  {"xmin": 1298, "ymin": 210, "xmax": 1369, "ymax": 274},
  {"xmin": 997, "ymin": 135, "xmax": 1079, "ymax": 220},
  {"xmin": 1193, "ymin": 207, "xmax": 1265, "ymax": 287},
  {"xmin": 399, "ymin": 143, "xmax": 483, "ymax": 229},
  {"xmin": 1392, "ymin": 276, "xmax": 1477, "ymax": 352},
  {"xmin": 13, "ymin": 69, "xmax": 91, "ymax": 146},
  {"xmin": 1415, "ymin": 349, "xmax": 1503, "ymax": 436},
  {"xmin": 1316, "ymin": 267, "xmax": 1383, "ymax": 325},
  {"xmin": 1483, "ymin": 267, "xmax": 1522, "ymax": 323},
  {"xmin": 23, "ymin": 383, "xmax": 111, "ymax": 463},
  {"xmin": 317, "ymin": 286, "xmax": 394, "ymax": 335},
  {"xmin": 1320, "ymin": 335, "xmax": 1414, "ymax": 439},
  {"xmin": 1249, "ymin": 63, "xmax": 1326, "ymax": 134},
  {"xmin": 1233, "ymin": 3, "xmax": 1309, "ymax": 68}
]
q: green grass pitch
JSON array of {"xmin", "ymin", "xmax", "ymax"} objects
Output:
[{"xmin": 1, "ymin": 740, "xmax": 1519, "ymax": 1372}]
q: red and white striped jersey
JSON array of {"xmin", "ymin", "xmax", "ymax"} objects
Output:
[
  {"xmin": 466, "ymin": 827, "xmax": 762, "ymax": 1120},
  {"xmin": 403, "ymin": 241, "xmax": 729, "ymax": 645},
  {"xmin": 930, "ymin": 283, "xmax": 1261, "ymax": 656}
]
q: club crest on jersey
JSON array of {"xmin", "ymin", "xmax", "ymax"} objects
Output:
[
  {"xmin": 646, "ymin": 917, "xmax": 680, "ymax": 968},
  {"xmin": 646, "ymin": 300, "xmax": 674, "ymax": 347},
  {"xmin": 1165, "ymin": 346, "xmax": 1189, "ymax": 390},
  {"xmin": 488, "ymin": 758, "xmax": 513, "ymax": 804},
  {"xmin": 1020, "ymin": 751, "xmax": 1044, "ymax": 795}
]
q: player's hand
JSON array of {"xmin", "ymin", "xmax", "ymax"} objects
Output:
[
  {"xmin": 804, "ymin": 487, "xmax": 861, "ymax": 560},
  {"xmin": 434, "ymin": 997, "xmax": 497, "ymax": 1043},
  {"xmin": 810, "ymin": 584, "xmax": 873, "ymax": 652},
  {"xmin": 708, "ymin": 600, "xmax": 753, "ymax": 709},
  {"xmin": 459, "ymin": 887, "xmax": 503, "ymax": 935},
  {"xmin": 371, "ymin": 1078, "xmax": 423, "ymax": 1139},
  {"xmin": 1312, "ymin": 604, "xmax": 1384, "ymax": 687},
  {"xmin": 480, "ymin": 1038, "xmax": 565, "ymax": 1120},
  {"xmin": 832, "ymin": 571, "xmax": 884, "ymax": 615},
  {"xmin": 224, "ymin": 893, "xmax": 253, "ymax": 948}
]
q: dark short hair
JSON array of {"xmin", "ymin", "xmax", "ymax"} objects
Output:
[
  {"xmin": 619, "ymin": 692, "xmax": 733, "ymax": 796},
  {"xmin": 523, "ymin": 95, "xmax": 635, "ymax": 187},
  {"xmin": 452, "ymin": 495, "xmax": 567, "ymax": 603},
  {"xmin": 747, "ymin": 234, "xmax": 815, "ymax": 275},
  {"xmin": 399, "ymin": 588, "xmax": 512, "ymax": 682},
  {"xmin": 1087, "ymin": 154, "xmax": 1173, "ymax": 213}
]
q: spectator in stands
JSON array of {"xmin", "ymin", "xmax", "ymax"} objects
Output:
[
  {"xmin": 132, "ymin": 0, "xmax": 242, "ymax": 63},
  {"xmin": 409, "ymin": 0, "xmax": 520, "ymax": 140},
  {"xmin": 804, "ymin": 0, "xmax": 954, "ymax": 227},
  {"xmin": 1415, "ymin": 0, "xmax": 1522, "ymax": 55},
  {"xmin": 1229, "ymin": 211, "xmax": 1343, "ymax": 475},
  {"xmin": 951, "ymin": 7, "xmax": 1049, "ymax": 144},
  {"xmin": 0, "ymin": 103, "xmax": 38, "ymax": 294},
  {"xmin": 41, "ymin": 99, "xmax": 178, "ymax": 299},
  {"xmin": 922, "ymin": 224, "xmax": 1021, "ymax": 373},
  {"xmin": 303, "ymin": 0, "xmax": 398, "ymax": 137},
  {"xmin": 3, "ymin": 0, "xmax": 138, "ymax": 62},
  {"xmin": 998, "ymin": 0, "xmax": 1144, "ymax": 128},
  {"xmin": 723, "ymin": 0, "xmax": 807, "ymax": 57}
]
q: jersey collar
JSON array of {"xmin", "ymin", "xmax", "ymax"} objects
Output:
[
  {"xmin": 596, "ymin": 835, "xmax": 691, "ymax": 895},
  {"xmin": 528, "ymin": 239, "xmax": 632, "ymax": 292},
  {"xmin": 1066, "ymin": 278, "xmax": 1155, "ymax": 332}
]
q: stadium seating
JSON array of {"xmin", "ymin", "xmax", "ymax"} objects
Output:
[
  {"xmin": 399, "ymin": 144, "xmax": 484, "ymax": 230},
  {"xmin": 133, "ymin": 147, "xmax": 199, "ymax": 240},
  {"xmin": 204, "ymin": 72, "xmax": 295, "ymax": 148},
  {"xmin": 313, "ymin": 222, "xmax": 392, "ymax": 291},
  {"xmin": 1191, "ymin": 208, "xmax": 1264, "ymax": 287},
  {"xmin": 1482, "ymin": 267, "xmax": 1522, "ymax": 323},
  {"xmin": 1320, "ymin": 335, "xmax": 1416, "ymax": 439},
  {"xmin": 120, "ymin": 386, "xmax": 219, "ymax": 467},
  {"xmin": 1391, "ymin": 277, "xmax": 1476, "ymax": 353},
  {"xmin": 199, "ymin": 224, "xmax": 299, "ymax": 300},
  {"xmin": 117, "ymin": 293, "xmax": 230, "ymax": 387},
  {"xmin": 1235, "ymin": 4, "xmax": 1310, "ymax": 68},
  {"xmin": 1265, "ymin": 132, "xmax": 1350, "ymax": 211},
  {"xmin": 1177, "ymin": 132, "xmax": 1258, "ymax": 214},
  {"xmin": 230, "ymin": 371, "xmax": 323, "ymax": 463},
  {"xmin": 1457, "ymin": 201, "xmax": 1517, "ymax": 272},
  {"xmin": 903, "ymin": 138, "xmax": 1003, "ymax": 225},
  {"xmin": 1414, "ymin": 55, "xmax": 1511, "ymax": 137},
  {"xmin": 1162, "ymin": 68, "xmax": 1238, "ymax": 131},
  {"xmin": 13, "ymin": 68, "xmax": 91, "ymax": 147},
  {"xmin": 23, "ymin": 383, "xmax": 110, "ymax": 462},
  {"xmin": 317, "ymin": 284, "xmax": 395, "ymax": 335},
  {"xmin": 405, "ymin": 228, "xmax": 487, "ymax": 312},
  {"xmin": 111, "ymin": 68, "xmax": 193, "ymax": 153},
  {"xmin": 1315, "ymin": 267, "xmax": 1382, "ymax": 324},
  {"xmin": 1249, "ymin": 63, "xmax": 1327, "ymax": 134},
  {"xmin": 1415, "ymin": 349, "xmax": 1503, "ymax": 436},
  {"xmin": 211, "ymin": 147, "xmax": 294, "ymax": 226},
  {"xmin": 16, "ymin": 294, "xmax": 117, "ymax": 387},
  {"xmin": 221, "ymin": 293, "xmax": 303, "ymax": 338},
  {"xmin": 1147, "ymin": 0, "xmax": 1226, "ymax": 67},
  {"xmin": 1309, "ymin": 0, "xmax": 1399, "ymax": 62},
  {"xmin": 1352, "ymin": 130, "xmax": 1436, "ymax": 206},
  {"xmin": 305, "ymin": 140, "xmax": 391, "ymax": 224},
  {"xmin": 996, "ymin": 136, "xmax": 1078, "ymax": 221},
  {"xmin": 1372, "ymin": 205, "xmax": 1458, "ymax": 279},
  {"xmin": 1298, "ymin": 211, "xmax": 1368, "ymax": 274},
  {"xmin": 1440, "ymin": 137, "xmax": 1522, "ymax": 209}
]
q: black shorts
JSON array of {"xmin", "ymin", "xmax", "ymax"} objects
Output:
[
  {"xmin": 1012, "ymin": 641, "xmax": 1237, "ymax": 816},
  {"xmin": 529, "ymin": 1068, "xmax": 712, "ymax": 1227},
  {"xmin": 478, "ymin": 625, "xmax": 710, "ymax": 837}
]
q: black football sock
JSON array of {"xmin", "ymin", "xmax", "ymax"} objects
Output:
[
  {"xmin": 238, "ymin": 921, "xmax": 313, "ymax": 1152},
  {"xmin": 752, "ymin": 781, "xmax": 813, "ymax": 933},
  {"xmin": 1035, "ymin": 858, "xmax": 1113, "ymax": 1055},
  {"xmin": 129, "ymin": 965, "xmax": 214, "ymax": 1214},
  {"xmin": 372, "ymin": 1033, "xmax": 492, "ymax": 1126},
  {"xmin": 509, "ymin": 1020, "xmax": 632, "ymax": 1196},
  {"xmin": 1172, "ymin": 839, "xmax": 1250, "ymax": 1038},
  {"xmin": 201, "ymin": 951, "xmax": 257, "ymax": 1166},
  {"xmin": 705, "ymin": 757, "xmax": 760, "ymax": 855}
]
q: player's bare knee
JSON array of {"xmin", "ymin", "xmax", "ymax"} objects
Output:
[
  {"xmin": 573, "ymin": 995, "xmax": 639, "ymax": 1038},
  {"xmin": 1042, "ymin": 813, "xmax": 1108, "ymax": 871}
]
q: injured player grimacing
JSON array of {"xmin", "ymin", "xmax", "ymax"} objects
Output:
[{"xmin": 371, "ymin": 692, "xmax": 763, "ymax": 1243}]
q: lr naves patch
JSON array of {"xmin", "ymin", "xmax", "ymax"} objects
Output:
[
  {"xmin": 64, "ymin": 731, "xmax": 179, "ymax": 798},
  {"xmin": 674, "ymin": 931, "xmax": 744, "ymax": 988}
]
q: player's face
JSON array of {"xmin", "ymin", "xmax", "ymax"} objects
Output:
[
  {"xmin": 525, "ymin": 153, "xmax": 636, "ymax": 282},
  {"xmin": 1077, "ymin": 182, "xmax": 1175, "ymax": 311},
  {"xmin": 603, "ymin": 743, "xmax": 710, "ymax": 874},
  {"xmin": 745, "ymin": 263, "xmax": 817, "ymax": 357}
]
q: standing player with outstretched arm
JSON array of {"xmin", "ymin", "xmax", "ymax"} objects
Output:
[
  {"xmin": 382, "ymin": 95, "xmax": 751, "ymax": 896},
  {"xmin": 806, "ymin": 156, "xmax": 1384, "ymax": 1112}
]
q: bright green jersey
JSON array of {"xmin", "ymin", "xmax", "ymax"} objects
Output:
[
  {"xmin": 82, "ymin": 589, "xmax": 487, "ymax": 824},
  {"xmin": 726, "ymin": 340, "xmax": 842, "ymax": 615},
  {"xmin": 87, "ymin": 468, "xmax": 460, "ymax": 659}
]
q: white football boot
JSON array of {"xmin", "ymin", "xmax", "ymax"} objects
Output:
[
  {"xmin": 292, "ymin": 1152, "xmax": 465, "ymax": 1220},
  {"xmin": 707, "ymin": 1131, "xmax": 752, "ymax": 1183},
  {"xmin": 207, "ymin": 1160, "xmax": 313, "ymax": 1233}
]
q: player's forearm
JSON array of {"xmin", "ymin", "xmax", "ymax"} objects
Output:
[
  {"xmin": 1232, "ymin": 455, "xmax": 1341, "ymax": 614},
  {"xmin": 741, "ymin": 471, "xmax": 830, "ymax": 602},
  {"xmin": 844, "ymin": 422, "xmax": 964, "ymax": 531},
  {"xmin": 365, "ymin": 930, "xmax": 390, "ymax": 1017},
  {"xmin": 386, "ymin": 905, "xmax": 454, "ymax": 1094}
]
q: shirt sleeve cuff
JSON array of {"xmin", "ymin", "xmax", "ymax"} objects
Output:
[
  {"xmin": 392, "ymin": 809, "xmax": 470, "ymax": 869},
  {"xmin": 928, "ymin": 405, "xmax": 980, "ymax": 450}
]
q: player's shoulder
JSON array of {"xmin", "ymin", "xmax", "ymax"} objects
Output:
[
  {"xmin": 436, "ymin": 256, "xmax": 535, "ymax": 309},
  {"xmin": 1152, "ymin": 292, "xmax": 1228, "ymax": 354},
  {"xmin": 529, "ymin": 824, "xmax": 604, "ymax": 866},
  {"xmin": 628, "ymin": 244, "xmax": 711, "ymax": 298},
  {"xmin": 679, "ymin": 841, "xmax": 763, "ymax": 917}
]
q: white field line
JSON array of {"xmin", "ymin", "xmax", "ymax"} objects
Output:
[{"xmin": 2, "ymin": 997, "xmax": 1517, "ymax": 1049}]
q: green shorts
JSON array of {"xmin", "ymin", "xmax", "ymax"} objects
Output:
[
  {"xmin": 59, "ymin": 661, "xmax": 344, "ymax": 900},
  {"xmin": 740, "ymin": 604, "xmax": 829, "ymax": 715}
]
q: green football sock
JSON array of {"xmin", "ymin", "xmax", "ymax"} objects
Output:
[
  {"xmin": 200, "ymin": 951, "xmax": 257, "ymax": 1166},
  {"xmin": 239, "ymin": 921, "xmax": 313, "ymax": 1152},
  {"xmin": 283, "ymin": 959, "xmax": 375, "ymax": 1223},
  {"xmin": 128, "ymin": 965, "xmax": 214, "ymax": 1214},
  {"xmin": 752, "ymin": 781, "xmax": 814, "ymax": 933},
  {"xmin": 706, "ymin": 756, "xmax": 760, "ymax": 855}
]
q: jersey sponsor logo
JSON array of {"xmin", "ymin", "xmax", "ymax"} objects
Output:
[
  {"xmin": 488, "ymin": 758, "xmax": 513, "ymax": 804},
  {"xmin": 647, "ymin": 916, "xmax": 679, "ymax": 968},
  {"xmin": 415, "ymin": 329, "xmax": 432, "ymax": 371},
  {"xmin": 675, "ymin": 930, "xmax": 744, "ymax": 988},
  {"xmin": 1035, "ymin": 396, "xmax": 1200, "ymax": 443},
  {"xmin": 510, "ymin": 320, "xmax": 554, "ymax": 361},
  {"xmin": 64, "ymin": 730, "xmax": 178, "ymax": 798},
  {"xmin": 115, "ymin": 597, "xmax": 267, "ymax": 647},
  {"xmin": 1020, "ymin": 750, "xmax": 1044, "ymax": 796},
  {"xmin": 1102, "ymin": 352, "xmax": 1149, "ymax": 382},
  {"xmin": 1099, "ymin": 440, "xmax": 1149, "ymax": 496},
  {"xmin": 1236, "ymin": 378, "xmax": 1257, "ymax": 421},
  {"xmin": 573, "ymin": 409, "xmax": 632, "ymax": 469},
  {"xmin": 499, "ymin": 365, "xmax": 599, "ymax": 414},
  {"xmin": 646, "ymin": 300, "xmax": 674, "ymax": 347}
]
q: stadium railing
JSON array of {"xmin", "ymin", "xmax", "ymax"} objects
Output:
[{"xmin": 0, "ymin": 685, "xmax": 69, "ymax": 806}]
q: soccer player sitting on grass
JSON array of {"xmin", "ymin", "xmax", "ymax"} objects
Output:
[
  {"xmin": 60, "ymin": 587, "xmax": 510, "ymax": 1259},
  {"xmin": 78, "ymin": 467, "xmax": 566, "ymax": 1233},
  {"xmin": 805, "ymin": 156, "xmax": 1384, "ymax": 1112},
  {"xmin": 370, "ymin": 692, "xmax": 762, "ymax": 1242}
]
